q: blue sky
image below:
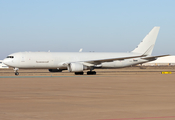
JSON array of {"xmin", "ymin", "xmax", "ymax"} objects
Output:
[{"xmin": 0, "ymin": 0, "xmax": 175, "ymax": 59}]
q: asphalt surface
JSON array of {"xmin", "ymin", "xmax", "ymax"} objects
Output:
[{"xmin": 0, "ymin": 67, "xmax": 175, "ymax": 120}]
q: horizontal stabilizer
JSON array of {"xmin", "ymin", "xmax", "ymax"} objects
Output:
[{"xmin": 141, "ymin": 55, "xmax": 170, "ymax": 60}]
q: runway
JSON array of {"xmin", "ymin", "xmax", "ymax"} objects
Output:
[
  {"xmin": 0, "ymin": 67, "xmax": 175, "ymax": 120},
  {"xmin": 1, "ymin": 66, "xmax": 175, "ymax": 77}
]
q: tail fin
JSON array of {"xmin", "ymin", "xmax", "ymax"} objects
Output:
[{"xmin": 132, "ymin": 27, "xmax": 160, "ymax": 56}]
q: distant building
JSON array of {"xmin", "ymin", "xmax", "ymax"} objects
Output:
[
  {"xmin": 142, "ymin": 56, "xmax": 175, "ymax": 66},
  {"xmin": 0, "ymin": 60, "xmax": 9, "ymax": 68}
]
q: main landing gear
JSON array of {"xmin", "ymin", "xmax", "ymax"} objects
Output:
[
  {"xmin": 87, "ymin": 67, "xmax": 96, "ymax": 75},
  {"xmin": 14, "ymin": 68, "xmax": 19, "ymax": 76},
  {"xmin": 74, "ymin": 67, "xmax": 96, "ymax": 75},
  {"xmin": 75, "ymin": 72, "xmax": 84, "ymax": 75},
  {"xmin": 87, "ymin": 71, "xmax": 96, "ymax": 75},
  {"xmin": 74, "ymin": 71, "xmax": 96, "ymax": 75}
]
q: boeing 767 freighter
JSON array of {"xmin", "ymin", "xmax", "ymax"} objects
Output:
[{"xmin": 3, "ymin": 27, "xmax": 168, "ymax": 75}]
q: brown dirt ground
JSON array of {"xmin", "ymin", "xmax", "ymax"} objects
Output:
[{"xmin": 0, "ymin": 67, "xmax": 175, "ymax": 120}]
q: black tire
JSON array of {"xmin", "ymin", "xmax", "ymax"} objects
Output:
[
  {"xmin": 93, "ymin": 71, "xmax": 96, "ymax": 75},
  {"xmin": 75, "ymin": 72, "xmax": 84, "ymax": 75},
  {"xmin": 87, "ymin": 71, "xmax": 96, "ymax": 75},
  {"xmin": 15, "ymin": 72, "xmax": 19, "ymax": 76},
  {"xmin": 87, "ymin": 71, "xmax": 90, "ymax": 75}
]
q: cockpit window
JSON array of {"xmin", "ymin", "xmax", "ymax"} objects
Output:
[{"xmin": 7, "ymin": 56, "xmax": 14, "ymax": 58}]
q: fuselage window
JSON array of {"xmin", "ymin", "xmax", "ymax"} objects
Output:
[{"xmin": 7, "ymin": 56, "xmax": 14, "ymax": 58}]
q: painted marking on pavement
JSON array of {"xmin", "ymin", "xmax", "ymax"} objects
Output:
[{"xmin": 100, "ymin": 116, "xmax": 175, "ymax": 120}]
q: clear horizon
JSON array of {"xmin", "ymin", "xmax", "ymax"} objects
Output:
[{"xmin": 1, "ymin": 0, "xmax": 175, "ymax": 59}]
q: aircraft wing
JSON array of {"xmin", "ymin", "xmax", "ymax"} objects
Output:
[
  {"xmin": 141, "ymin": 55, "xmax": 170, "ymax": 60},
  {"xmin": 63, "ymin": 55, "xmax": 169, "ymax": 67},
  {"xmin": 63, "ymin": 55, "xmax": 145, "ymax": 66},
  {"xmin": 82, "ymin": 55, "xmax": 170, "ymax": 66},
  {"xmin": 82, "ymin": 55, "xmax": 145, "ymax": 65}
]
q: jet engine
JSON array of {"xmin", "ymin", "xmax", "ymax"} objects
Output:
[
  {"xmin": 67, "ymin": 63, "xmax": 88, "ymax": 72},
  {"xmin": 48, "ymin": 69, "xmax": 63, "ymax": 72}
]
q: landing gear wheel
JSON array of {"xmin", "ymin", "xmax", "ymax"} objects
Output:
[
  {"xmin": 15, "ymin": 72, "xmax": 19, "ymax": 76},
  {"xmin": 87, "ymin": 71, "xmax": 96, "ymax": 75},
  {"xmin": 14, "ymin": 68, "xmax": 19, "ymax": 76},
  {"xmin": 75, "ymin": 72, "xmax": 84, "ymax": 75}
]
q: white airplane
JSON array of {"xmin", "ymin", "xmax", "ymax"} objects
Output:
[{"xmin": 3, "ymin": 27, "xmax": 167, "ymax": 75}]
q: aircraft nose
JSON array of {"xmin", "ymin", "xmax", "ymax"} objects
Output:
[
  {"xmin": 3, "ymin": 59, "xmax": 7, "ymax": 65},
  {"xmin": 3, "ymin": 58, "xmax": 11, "ymax": 66}
]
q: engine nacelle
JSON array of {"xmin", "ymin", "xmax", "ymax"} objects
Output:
[
  {"xmin": 67, "ymin": 63, "xmax": 88, "ymax": 72},
  {"xmin": 48, "ymin": 69, "xmax": 63, "ymax": 72}
]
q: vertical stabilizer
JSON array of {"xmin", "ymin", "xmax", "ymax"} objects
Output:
[{"xmin": 132, "ymin": 27, "xmax": 160, "ymax": 56}]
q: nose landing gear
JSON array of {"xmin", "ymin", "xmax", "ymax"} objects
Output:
[
  {"xmin": 15, "ymin": 72, "xmax": 19, "ymax": 76},
  {"xmin": 14, "ymin": 68, "xmax": 19, "ymax": 76}
]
